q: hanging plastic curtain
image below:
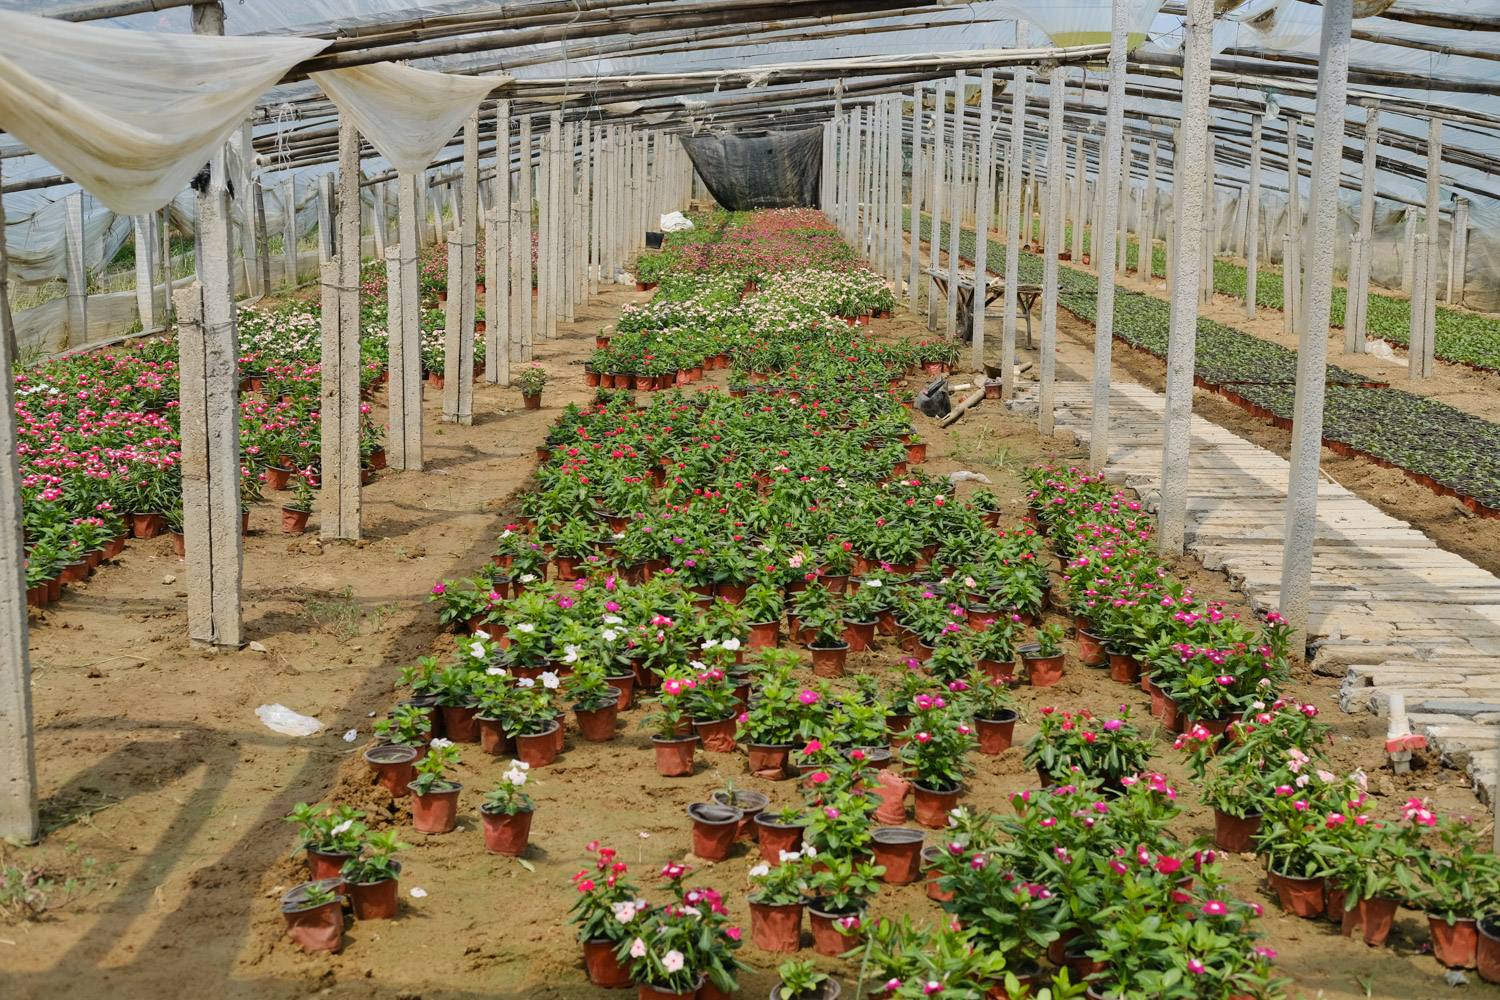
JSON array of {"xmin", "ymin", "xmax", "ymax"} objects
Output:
[
  {"xmin": 0, "ymin": 11, "xmax": 326, "ymax": 215},
  {"xmin": 310, "ymin": 64, "xmax": 508, "ymax": 176},
  {"xmin": 1211, "ymin": 0, "xmax": 1324, "ymax": 53},
  {"xmin": 986, "ymin": 1, "xmax": 1166, "ymax": 50}
]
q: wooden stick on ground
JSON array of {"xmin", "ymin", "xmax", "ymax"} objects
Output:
[{"xmin": 939, "ymin": 386, "xmax": 986, "ymax": 427}]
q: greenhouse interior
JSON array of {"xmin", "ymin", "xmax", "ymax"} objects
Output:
[{"xmin": 10, "ymin": 1, "xmax": 1500, "ymax": 998}]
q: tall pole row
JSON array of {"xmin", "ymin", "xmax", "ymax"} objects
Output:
[{"xmin": 1090, "ymin": 0, "xmax": 1129, "ymax": 473}]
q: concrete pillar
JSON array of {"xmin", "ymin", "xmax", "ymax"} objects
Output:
[
  {"xmin": 1279, "ymin": 0, "xmax": 1354, "ymax": 644},
  {"xmin": 946, "ymin": 70, "xmax": 967, "ymax": 340},
  {"xmin": 909, "ymin": 84, "xmax": 924, "ymax": 314},
  {"xmin": 1246, "ymin": 115, "xmax": 1263, "ymax": 320},
  {"xmin": 518, "ymin": 115, "xmax": 535, "ymax": 344},
  {"xmin": 237, "ymin": 122, "xmax": 259, "ymax": 298},
  {"xmin": 928, "ymin": 83, "xmax": 947, "ymax": 331},
  {"xmin": 373, "ymin": 181, "xmax": 388, "ymax": 259},
  {"xmin": 1070, "ymin": 131, "xmax": 1084, "ymax": 264},
  {"xmin": 536, "ymin": 121, "xmax": 552, "ymax": 340},
  {"xmin": 547, "ymin": 112, "xmax": 563, "ymax": 339},
  {"xmin": 254, "ymin": 181, "xmax": 272, "ymax": 298},
  {"xmin": 320, "ymin": 118, "xmax": 363, "ymax": 542},
  {"xmin": 490, "ymin": 101, "xmax": 512, "ymax": 384},
  {"xmin": 1142, "ymin": 138, "xmax": 1158, "ymax": 287},
  {"xmin": 1348, "ymin": 106, "xmax": 1378, "ymax": 350},
  {"xmin": 1418, "ymin": 117, "xmax": 1441, "ymax": 379},
  {"xmin": 0, "ymin": 154, "xmax": 36, "ymax": 841},
  {"xmin": 317, "ymin": 173, "xmax": 334, "ymax": 264},
  {"xmin": 387, "ymin": 175, "xmax": 423, "ymax": 471},
  {"xmin": 64, "ymin": 192, "xmax": 86, "ymax": 349},
  {"xmin": 1117, "ymin": 137, "xmax": 1130, "ymax": 280},
  {"xmin": 1001, "ymin": 27, "xmax": 1028, "ymax": 400},
  {"xmin": 1090, "ymin": 0, "xmax": 1128, "ymax": 473},
  {"xmin": 176, "ymin": 153, "xmax": 244, "ymax": 647},
  {"xmin": 971, "ymin": 68, "xmax": 995, "ymax": 371},
  {"xmin": 1038, "ymin": 65, "xmax": 1065, "ymax": 437},
  {"xmin": 1157, "ymin": 0, "xmax": 1213, "ymax": 556},
  {"xmin": 134, "ymin": 214, "xmax": 157, "ymax": 330},
  {"xmin": 1451, "ymin": 197, "xmax": 1469, "ymax": 308},
  {"xmin": 443, "ymin": 113, "xmax": 479, "ymax": 425},
  {"xmin": 282, "ymin": 175, "xmax": 297, "ymax": 287},
  {"xmin": 1283, "ymin": 116, "xmax": 1300, "ymax": 340},
  {"xmin": 590, "ymin": 124, "xmax": 603, "ymax": 296},
  {"xmin": 887, "ymin": 97, "xmax": 903, "ymax": 286}
]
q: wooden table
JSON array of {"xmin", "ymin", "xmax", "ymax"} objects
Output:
[{"xmin": 925, "ymin": 269, "xmax": 1040, "ymax": 347}]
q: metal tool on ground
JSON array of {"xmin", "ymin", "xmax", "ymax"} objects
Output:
[{"xmin": 914, "ymin": 375, "xmax": 950, "ymax": 419}]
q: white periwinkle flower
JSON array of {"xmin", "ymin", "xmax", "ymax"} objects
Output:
[{"xmin": 541, "ymin": 671, "xmax": 561, "ymax": 690}]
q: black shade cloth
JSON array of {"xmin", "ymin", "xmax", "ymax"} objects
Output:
[{"xmin": 679, "ymin": 127, "xmax": 823, "ymax": 211}]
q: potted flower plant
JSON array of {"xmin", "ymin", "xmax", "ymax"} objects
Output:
[
  {"xmin": 568, "ymin": 842, "xmax": 643, "ymax": 989},
  {"xmin": 896, "ymin": 698, "xmax": 975, "ymax": 828},
  {"xmin": 279, "ymin": 879, "xmax": 345, "ymax": 953},
  {"xmin": 480, "ymin": 760, "xmax": 536, "ymax": 856},
  {"xmin": 516, "ymin": 363, "xmax": 549, "ymax": 409},
  {"xmin": 803, "ymin": 607, "xmax": 851, "ymax": 678},
  {"xmin": 285, "ymin": 802, "xmax": 367, "ymax": 880},
  {"xmin": 339, "ymin": 829, "xmax": 408, "ymax": 920},
  {"xmin": 1018, "ymin": 622, "xmax": 1066, "ymax": 687},
  {"xmin": 772, "ymin": 960, "xmax": 838, "ymax": 1000},
  {"xmin": 282, "ymin": 477, "xmax": 315, "ymax": 534},
  {"xmin": 569, "ymin": 664, "xmax": 623, "ymax": 742},
  {"xmin": 964, "ymin": 669, "xmax": 1019, "ymax": 755},
  {"xmin": 748, "ymin": 853, "xmax": 811, "ymax": 952},
  {"xmin": 803, "ymin": 855, "xmax": 883, "ymax": 956},
  {"xmin": 409, "ymin": 740, "xmax": 463, "ymax": 834},
  {"xmin": 1023, "ymin": 707, "xmax": 1152, "ymax": 791},
  {"xmin": 642, "ymin": 677, "xmax": 698, "ymax": 777}
]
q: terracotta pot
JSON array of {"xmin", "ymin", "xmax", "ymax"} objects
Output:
[
  {"xmin": 756, "ymin": 814, "xmax": 806, "ymax": 862},
  {"xmin": 911, "ymin": 782, "xmax": 961, "ymax": 829},
  {"xmin": 1267, "ymin": 866, "xmax": 1324, "ymax": 918},
  {"xmin": 369, "ymin": 446, "xmax": 387, "ymax": 470},
  {"xmin": 809, "ymin": 642, "xmax": 849, "ymax": 678},
  {"xmin": 653, "ymin": 735, "xmax": 697, "ymax": 777},
  {"xmin": 871, "ymin": 768, "xmax": 911, "ymax": 825},
  {"xmin": 516, "ymin": 721, "xmax": 561, "ymax": 767},
  {"xmin": 974, "ymin": 711, "xmax": 1019, "ymax": 755},
  {"xmin": 131, "ymin": 511, "xmax": 164, "ymax": 538},
  {"xmin": 876, "ymin": 608, "xmax": 898, "ymax": 636},
  {"xmin": 713, "ymin": 789, "xmax": 769, "ymax": 841},
  {"xmin": 689, "ymin": 802, "xmax": 743, "ymax": 861},
  {"xmin": 1342, "ymin": 894, "xmax": 1398, "ymax": 947},
  {"xmin": 986, "ymin": 964, "xmax": 1042, "ymax": 1000},
  {"xmin": 819, "ymin": 573, "xmax": 849, "ymax": 595},
  {"xmin": 749, "ymin": 896, "xmax": 803, "ymax": 953},
  {"xmin": 1213, "ymin": 809, "xmax": 1263, "ymax": 853},
  {"xmin": 476, "ymin": 715, "xmax": 512, "ymax": 755},
  {"xmin": 306, "ymin": 848, "xmax": 359, "ymax": 882},
  {"xmin": 843, "ymin": 619, "xmax": 876, "ymax": 652},
  {"xmin": 718, "ymin": 582, "xmax": 747, "ymax": 604},
  {"xmin": 265, "ymin": 465, "xmax": 294, "ymax": 491},
  {"xmin": 281, "ymin": 895, "xmax": 345, "ymax": 952},
  {"xmin": 638, "ymin": 978, "xmax": 702, "ymax": 1000},
  {"xmin": 364, "ymin": 743, "xmax": 418, "ymax": 796},
  {"xmin": 583, "ymin": 936, "xmax": 634, "ymax": 989},
  {"xmin": 1021, "ymin": 652, "xmax": 1065, "ymax": 687},
  {"xmin": 694, "ymin": 715, "xmax": 738, "ymax": 753},
  {"xmin": 807, "ymin": 904, "xmax": 864, "ymax": 957},
  {"xmin": 1107, "ymin": 651, "xmax": 1141, "ymax": 684},
  {"xmin": 1075, "ymin": 628, "xmax": 1107, "ymax": 666},
  {"xmin": 920, "ymin": 846, "xmax": 953, "ymax": 902},
  {"xmin": 411, "ymin": 783, "xmax": 463, "ymax": 834},
  {"xmin": 871, "ymin": 827, "xmax": 925, "ymax": 884},
  {"xmin": 747, "ymin": 742, "xmax": 792, "ymax": 781},
  {"xmin": 1160, "ymin": 696, "xmax": 1181, "ymax": 732},
  {"xmin": 575, "ymin": 698, "xmax": 621, "ymax": 742},
  {"xmin": 346, "ymin": 864, "xmax": 402, "ymax": 920},
  {"xmin": 481, "ymin": 806, "xmax": 535, "ymax": 856},
  {"xmin": 1063, "ymin": 942, "xmax": 1107, "ymax": 982},
  {"xmin": 770, "ymin": 978, "xmax": 841, "ymax": 1000},
  {"xmin": 1476, "ymin": 918, "xmax": 1500, "ymax": 983},
  {"xmin": 1325, "ymin": 883, "xmax": 1347, "ymax": 923},
  {"xmin": 974, "ymin": 658, "xmax": 1014, "ymax": 684},
  {"xmin": 1431, "ymin": 915, "xmax": 1480, "ymax": 969},
  {"xmin": 440, "ymin": 703, "xmax": 481, "ymax": 743},
  {"xmin": 748, "ymin": 620, "xmax": 780, "ymax": 650},
  {"xmin": 605, "ymin": 673, "xmax": 636, "ymax": 711}
]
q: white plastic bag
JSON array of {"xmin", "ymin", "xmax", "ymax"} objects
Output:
[
  {"xmin": 255, "ymin": 703, "xmax": 326, "ymax": 737},
  {"xmin": 1365, "ymin": 339, "xmax": 1408, "ymax": 366},
  {"xmin": 660, "ymin": 211, "xmax": 695, "ymax": 233},
  {"xmin": 948, "ymin": 471, "xmax": 993, "ymax": 485}
]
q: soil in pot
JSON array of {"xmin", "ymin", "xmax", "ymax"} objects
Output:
[
  {"xmin": 281, "ymin": 893, "xmax": 346, "ymax": 952},
  {"xmin": 582, "ymin": 936, "xmax": 634, "ymax": 989},
  {"xmin": 346, "ymin": 863, "xmax": 402, "ymax": 920},
  {"xmin": 688, "ymin": 802, "xmax": 743, "ymax": 861},
  {"xmin": 755, "ymin": 813, "xmax": 807, "ymax": 862},
  {"xmin": 748, "ymin": 896, "xmax": 803, "ymax": 953},
  {"xmin": 364, "ymin": 743, "xmax": 419, "ymax": 796},
  {"xmin": 807, "ymin": 904, "xmax": 864, "ymax": 957},
  {"xmin": 515, "ymin": 721, "xmax": 561, "ymax": 767},
  {"xmin": 1266, "ymin": 866, "xmax": 1324, "ymax": 918},
  {"xmin": 575, "ymin": 696, "xmax": 621, "ymax": 742},
  {"xmin": 871, "ymin": 827, "xmax": 925, "ymax": 884},
  {"xmin": 974, "ymin": 711, "xmax": 1018, "ymax": 755},
  {"xmin": 713, "ymin": 789, "xmax": 769, "ymax": 841},
  {"xmin": 1431, "ymin": 915, "xmax": 1480, "ymax": 969},
  {"xmin": 694, "ymin": 715, "xmax": 738, "ymax": 753},
  {"xmin": 747, "ymin": 742, "xmax": 793, "ymax": 780},
  {"xmin": 652, "ymin": 735, "xmax": 697, "ymax": 777},
  {"xmin": 481, "ymin": 805, "xmax": 535, "ymax": 856},
  {"xmin": 410, "ymin": 782, "xmax": 463, "ymax": 834},
  {"xmin": 1213, "ymin": 809, "xmax": 1262, "ymax": 853},
  {"xmin": 911, "ymin": 782, "xmax": 961, "ymax": 829}
]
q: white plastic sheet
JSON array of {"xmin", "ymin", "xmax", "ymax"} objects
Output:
[
  {"xmin": 255, "ymin": 703, "xmax": 326, "ymax": 736},
  {"xmin": 0, "ymin": 11, "xmax": 325, "ymax": 215},
  {"xmin": 659, "ymin": 212, "xmax": 695, "ymax": 233},
  {"xmin": 310, "ymin": 63, "xmax": 508, "ymax": 175}
]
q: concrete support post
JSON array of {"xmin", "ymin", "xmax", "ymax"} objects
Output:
[
  {"xmin": 64, "ymin": 192, "xmax": 87, "ymax": 349},
  {"xmin": 1090, "ymin": 0, "xmax": 1129, "ymax": 473},
  {"xmin": 0, "ymin": 166, "xmax": 37, "ymax": 842},
  {"xmin": 1279, "ymin": 0, "xmax": 1353, "ymax": 645},
  {"xmin": 971, "ymin": 68, "xmax": 995, "ymax": 371},
  {"xmin": 1418, "ymin": 117, "xmax": 1442, "ymax": 379},
  {"xmin": 1142, "ymin": 138, "xmax": 1158, "ymax": 286},
  {"xmin": 1348, "ymin": 107, "xmax": 1379, "ymax": 350},
  {"xmin": 443, "ymin": 113, "xmax": 479, "ymax": 425},
  {"xmin": 909, "ymin": 83, "xmax": 923, "ymax": 314},
  {"xmin": 1157, "ymin": 0, "xmax": 1213, "ymax": 556},
  {"xmin": 1201, "ymin": 142, "xmax": 1216, "ymax": 307},
  {"xmin": 1117, "ymin": 136, "xmax": 1130, "ymax": 279},
  {"xmin": 518, "ymin": 115, "xmax": 534, "ymax": 344},
  {"xmin": 238, "ymin": 122, "xmax": 258, "ymax": 297},
  {"xmin": 536, "ymin": 120, "xmax": 553, "ymax": 341},
  {"xmin": 946, "ymin": 70, "xmax": 967, "ymax": 340},
  {"xmin": 590, "ymin": 124, "xmax": 603, "ymax": 296},
  {"xmin": 1451, "ymin": 197, "xmax": 1469, "ymax": 308},
  {"xmin": 134, "ymin": 214, "xmax": 157, "ymax": 330},
  {"xmin": 387, "ymin": 175, "xmax": 423, "ymax": 471},
  {"xmin": 490, "ymin": 101, "xmax": 512, "ymax": 384},
  {"xmin": 1071, "ymin": 131, "xmax": 1085, "ymax": 265},
  {"xmin": 1038, "ymin": 65, "xmax": 1065, "ymax": 437},
  {"xmin": 1246, "ymin": 115, "xmax": 1263, "ymax": 319},
  {"xmin": 1282, "ymin": 116, "xmax": 1300, "ymax": 340},
  {"xmin": 1401, "ymin": 210, "xmax": 1416, "ymax": 295},
  {"xmin": 282, "ymin": 175, "xmax": 297, "ymax": 287},
  {"xmin": 1001, "ymin": 28, "xmax": 1028, "ymax": 400},
  {"xmin": 373, "ymin": 182, "xmax": 388, "ymax": 259},
  {"xmin": 928, "ymin": 82, "xmax": 947, "ymax": 331},
  {"xmin": 317, "ymin": 173, "xmax": 334, "ymax": 265},
  {"xmin": 176, "ymin": 154, "xmax": 243, "ymax": 648},
  {"xmin": 320, "ymin": 118, "xmax": 363, "ymax": 542},
  {"xmin": 888, "ymin": 97, "xmax": 903, "ymax": 286}
]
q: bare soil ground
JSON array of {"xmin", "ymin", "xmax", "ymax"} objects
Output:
[{"xmin": 3, "ymin": 274, "xmax": 1492, "ymax": 1000}]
